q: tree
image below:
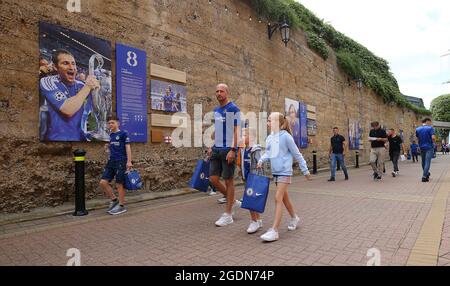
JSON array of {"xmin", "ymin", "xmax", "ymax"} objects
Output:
[{"xmin": 430, "ymin": 94, "xmax": 450, "ymax": 142}]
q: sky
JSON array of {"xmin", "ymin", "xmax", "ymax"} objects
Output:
[{"xmin": 298, "ymin": 0, "xmax": 450, "ymax": 108}]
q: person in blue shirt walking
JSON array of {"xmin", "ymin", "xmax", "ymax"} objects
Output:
[
  {"xmin": 415, "ymin": 118, "xmax": 436, "ymax": 182},
  {"xmin": 410, "ymin": 140, "xmax": 419, "ymax": 163},
  {"xmin": 207, "ymin": 83, "xmax": 242, "ymax": 227},
  {"xmin": 257, "ymin": 112, "xmax": 312, "ymax": 242},
  {"xmin": 99, "ymin": 116, "xmax": 133, "ymax": 215},
  {"xmin": 39, "ymin": 49, "xmax": 98, "ymax": 141}
]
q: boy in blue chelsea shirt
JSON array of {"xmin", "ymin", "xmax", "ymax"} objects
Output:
[{"xmin": 99, "ymin": 116, "xmax": 133, "ymax": 215}]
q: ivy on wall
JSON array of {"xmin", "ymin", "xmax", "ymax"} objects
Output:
[{"xmin": 250, "ymin": 0, "xmax": 431, "ymax": 115}]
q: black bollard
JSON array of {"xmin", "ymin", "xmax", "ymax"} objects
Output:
[
  {"xmin": 312, "ymin": 150, "xmax": 317, "ymax": 174},
  {"xmin": 355, "ymin": 151, "xmax": 360, "ymax": 168},
  {"xmin": 73, "ymin": 149, "xmax": 88, "ymax": 216}
]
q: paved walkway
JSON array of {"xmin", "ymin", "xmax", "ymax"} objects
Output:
[{"xmin": 0, "ymin": 155, "xmax": 449, "ymax": 266}]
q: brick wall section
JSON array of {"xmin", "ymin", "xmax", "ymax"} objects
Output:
[{"xmin": 0, "ymin": 0, "xmax": 421, "ymax": 212}]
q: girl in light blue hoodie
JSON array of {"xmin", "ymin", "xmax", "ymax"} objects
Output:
[{"xmin": 257, "ymin": 112, "xmax": 312, "ymax": 242}]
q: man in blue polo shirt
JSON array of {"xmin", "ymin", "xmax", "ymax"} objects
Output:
[
  {"xmin": 207, "ymin": 83, "xmax": 242, "ymax": 227},
  {"xmin": 416, "ymin": 118, "xmax": 436, "ymax": 182},
  {"xmin": 39, "ymin": 49, "xmax": 99, "ymax": 141}
]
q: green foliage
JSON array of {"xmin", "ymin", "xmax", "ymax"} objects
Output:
[
  {"xmin": 306, "ymin": 32, "xmax": 329, "ymax": 60},
  {"xmin": 430, "ymin": 94, "xmax": 450, "ymax": 122},
  {"xmin": 250, "ymin": 0, "xmax": 431, "ymax": 115},
  {"xmin": 336, "ymin": 51, "xmax": 362, "ymax": 80}
]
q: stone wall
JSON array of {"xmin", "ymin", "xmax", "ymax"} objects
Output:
[{"xmin": 0, "ymin": 0, "xmax": 422, "ymax": 213}]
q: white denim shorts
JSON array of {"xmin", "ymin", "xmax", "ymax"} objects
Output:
[{"xmin": 273, "ymin": 175, "xmax": 292, "ymax": 185}]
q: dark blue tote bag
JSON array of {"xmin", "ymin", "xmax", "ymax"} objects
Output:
[
  {"xmin": 188, "ymin": 159, "xmax": 210, "ymax": 192},
  {"xmin": 124, "ymin": 170, "xmax": 143, "ymax": 191},
  {"xmin": 241, "ymin": 172, "xmax": 270, "ymax": 213}
]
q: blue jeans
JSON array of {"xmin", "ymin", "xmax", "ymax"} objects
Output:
[
  {"xmin": 420, "ymin": 149, "xmax": 433, "ymax": 178},
  {"xmin": 331, "ymin": 153, "xmax": 348, "ymax": 178}
]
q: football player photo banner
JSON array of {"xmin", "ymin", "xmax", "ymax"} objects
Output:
[
  {"xmin": 348, "ymin": 118, "xmax": 361, "ymax": 150},
  {"xmin": 299, "ymin": 102, "xmax": 308, "ymax": 148},
  {"xmin": 39, "ymin": 21, "xmax": 112, "ymax": 142},
  {"xmin": 150, "ymin": 79, "xmax": 187, "ymax": 113},
  {"xmin": 116, "ymin": 43, "xmax": 148, "ymax": 143},
  {"xmin": 284, "ymin": 98, "xmax": 301, "ymax": 148}
]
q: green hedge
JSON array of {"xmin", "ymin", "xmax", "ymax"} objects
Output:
[{"xmin": 250, "ymin": 0, "xmax": 431, "ymax": 115}]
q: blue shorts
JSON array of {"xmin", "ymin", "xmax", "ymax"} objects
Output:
[{"xmin": 101, "ymin": 160, "xmax": 126, "ymax": 184}]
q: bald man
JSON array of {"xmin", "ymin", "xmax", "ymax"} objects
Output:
[{"xmin": 207, "ymin": 83, "xmax": 242, "ymax": 227}]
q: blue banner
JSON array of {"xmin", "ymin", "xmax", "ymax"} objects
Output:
[
  {"xmin": 116, "ymin": 43, "xmax": 147, "ymax": 142},
  {"xmin": 299, "ymin": 102, "xmax": 308, "ymax": 148},
  {"xmin": 348, "ymin": 119, "xmax": 361, "ymax": 150}
]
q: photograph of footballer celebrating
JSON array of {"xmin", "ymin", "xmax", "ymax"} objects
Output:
[{"xmin": 38, "ymin": 21, "xmax": 112, "ymax": 142}]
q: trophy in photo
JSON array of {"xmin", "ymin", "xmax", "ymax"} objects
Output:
[{"xmin": 87, "ymin": 53, "xmax": 112, "ymax": 141}]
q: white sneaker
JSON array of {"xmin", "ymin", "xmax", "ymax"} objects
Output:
[
  {"xmin": 260, "ymin": 228, "xmax": 279, "ymax": 242},
  {"xmin": 288, "ymin": 215, "xmax": 300, "ymax": 231},
  {"xmin": 247, "ymin": 220, "xmax": 263, "ymax": 234},
  {"xmin": 209, "ymin": 189, "xmax": 217, "ymax": 196},
  {"xmin": 232, "ymin": 200, "xmax": 242, "ymax": 216},
  {"xmin": 217, "ymin": 197, "xmax": 227, "ymax": 204},
  {"xmin": 215, "ymin": 213, "xmax": 233, "ymax": 227}
]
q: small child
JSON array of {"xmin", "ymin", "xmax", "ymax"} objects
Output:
[
  {"xmin": 99, "ymin": 116, "xmax": 132, "ymax": 215},
  {"xmin": 410, "ymin": 141, "xmax": 419, "ymax": 163},
  {"xmin": 257, "ymin": 112, "xmax": 312, "ymax": 242},
  {"xmin": 237, "ymin": 128, "xmax": 263, "ymax": 234}
]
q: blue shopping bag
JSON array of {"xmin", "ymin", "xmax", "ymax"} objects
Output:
[
  {"xmin": 124, "ymin": 170, "xmax": 143, "ymax": 191},
  {"xmin": 241, "ymin": 173, "xmax": 270, "ymax": 213},
  {"xmin": 188, "ymin": 159, "xmax": 210, "ymax": 192}
]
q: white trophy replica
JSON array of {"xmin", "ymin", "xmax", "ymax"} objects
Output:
[{"xmin": 87, "ymin": 53, "xmax": 112, "ymax": 141}]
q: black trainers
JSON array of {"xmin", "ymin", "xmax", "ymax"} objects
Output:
[
  {"xmin": 328, "ymin": 177, "xmax": 335, "ymax": 182},
  {"xmin": 345, "ymin": 175, "xmax": 349, "ymax": 180},
  {"xmin": 392, "ymin": 171, "xmax": 396, "ymax": 178},
  {"xmin": 422, "ymin": 177, "xmax": 429, "ymax": 182},
  {"xmin": 376, "ymin": 176, "xmax": 382, "ymax": 181}
]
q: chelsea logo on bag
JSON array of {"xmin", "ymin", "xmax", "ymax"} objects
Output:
[
  {"xmin": 246, "ymin": 188, "xmax": 254, "ymax": 197},
  {"xmin": 200, "ymin": 172, "xmax": 205, "ymax": 180}
]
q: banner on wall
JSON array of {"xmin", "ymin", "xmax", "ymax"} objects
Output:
[
  {"xmin": 116, "ymin": 43, "xmax": 148, "ymax": 142},
  {"xmin": 284, "ymin": 98, "xmax": 301, "ymax": 148},
  {"xmin": 348, "ymin": 119, "xmax": 361, "ymax": 150},
  {"xmin": 39, "ymin": 21, "xmax": 112, "ymax": 142},
  {"xmin": 150, "ymin": 79, "xmax": 187, "ymax": 113},
  {"xmin": 299, "ymin": 102, "xmax": 308, "ymax": 148}
]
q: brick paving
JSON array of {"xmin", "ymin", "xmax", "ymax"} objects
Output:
[{"xmin": 0, "ymin": 155, "xmax": 449, "ymax": 266}]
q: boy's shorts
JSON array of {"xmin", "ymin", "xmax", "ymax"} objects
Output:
[
  {"xmin": 273, "ymin": 175, "xmax": 292, "ymax": 185},
  {"xmin": 101, "ymin": 160, "xmax": 127, "ymax": 184},
  {"xmin": 209, "ymin": 149, "xmax": 236, "ymax": 180}
]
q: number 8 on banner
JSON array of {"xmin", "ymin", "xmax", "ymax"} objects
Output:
[{"xmin": 127, "ymin": 51, "xmax": 138, "ymax": 67}]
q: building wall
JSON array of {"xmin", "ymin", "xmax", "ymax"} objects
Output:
[{"xmin": 0, "ymin": 0, "xmax": 421, "ymax": 213}]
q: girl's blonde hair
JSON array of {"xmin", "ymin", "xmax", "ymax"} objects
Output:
[{"xmin": 270, "ymin": 112, "xmax": 292, "ymax": 135}]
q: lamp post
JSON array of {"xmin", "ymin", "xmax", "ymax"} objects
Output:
[{"xmin": 268, "ymin": 17, "xmax": 290, "ymax": 47}]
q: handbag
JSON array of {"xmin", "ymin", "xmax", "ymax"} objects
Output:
[
  {"xmin": 124, "ymin": 170, "xmax": 143, "ymax": 191},
  {"xmin": 241, "ymin": 170, "xmax": 270, "ymax": 213},
  {"xmin": 188, "ymin": 159, "xmax": 210, "ymax": 192}
]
